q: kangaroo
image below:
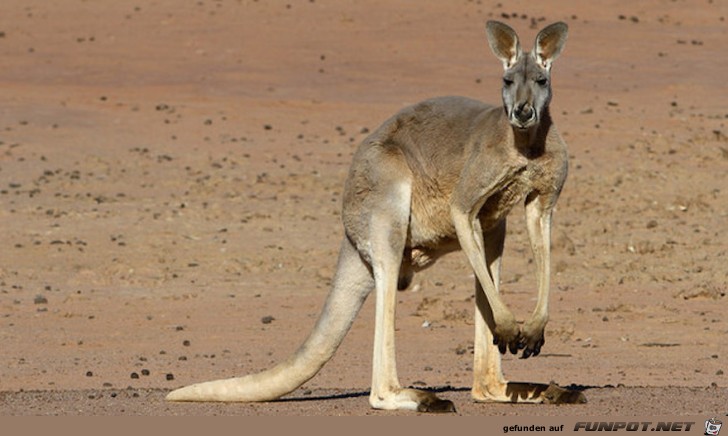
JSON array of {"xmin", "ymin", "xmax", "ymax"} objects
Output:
[{"xmin": 166, "ymin": 21, "xmax": 586, "ymax": 412}]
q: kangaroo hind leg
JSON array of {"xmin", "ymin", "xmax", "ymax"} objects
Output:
[
  {"xmin": 367, "ymin": 184, "xmax": 454, "ymax": 412},
  {"xmin": 349, "ymin": 146, "xmax": 454, "ymax": 413},
  {"xmin": 472, "ymin": 220, "xmax": 516, "ymax": 402},
  {"xmin": 471, "ymin": 220, "xmax": 585, "ymax": 404},
  {"xmin": 472, "ymin": 220, "xmax": 543, "ymax": 403}
]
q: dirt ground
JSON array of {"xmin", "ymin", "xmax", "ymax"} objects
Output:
[{"xmin": 0, "ymin": 0, "xmax": 726, "ymax": 416}]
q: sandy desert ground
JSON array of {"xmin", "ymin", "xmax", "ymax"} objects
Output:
[{"xmin": 0, "ymin": 0, "xmax": 726, "ymax": 416}]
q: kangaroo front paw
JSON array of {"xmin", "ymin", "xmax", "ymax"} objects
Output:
[
  {"xmin": 519, "ymin": 321, "xmax": 546, "ymax": 359},
  {"xmin": 492, "ymin": 316, "xmax": 522, "ymax": 355}
]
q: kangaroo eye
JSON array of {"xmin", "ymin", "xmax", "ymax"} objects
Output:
[
  {"xmin": 503, "ymin": 78, "xmax": 514, "ymax": 87},
  {"xmin": 536, "ymin": 78, "xmax": 548, "ymax": 86}
]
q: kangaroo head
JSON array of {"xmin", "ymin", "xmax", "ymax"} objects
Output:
[{"xmin": 486, "ymin": 21, "xmax": 568, "ymax": 130}]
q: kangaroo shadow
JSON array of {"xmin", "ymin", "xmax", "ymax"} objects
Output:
[{"xmin": 275, "ymin": 383, "xmax": 592, "ymax": 404}]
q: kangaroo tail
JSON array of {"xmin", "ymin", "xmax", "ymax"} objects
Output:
[{"xmin": 166, "ymin": 237, "xmax": 373, "ymax": 402}]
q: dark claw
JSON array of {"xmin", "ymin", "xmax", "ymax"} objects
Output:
[
  {"xmin": 508, "ymin": 339, "xmax": 519, "ymax": 355},
  {"xmin": 533, "ymin": 342, "xmax": 543, "ymax": 357},
  {"xmin": 520, "ymin": 337, "xmax": 544, "ymax": 359},
  {"xmin": 497, "ymin": 340, "xmax": 507, "ymax": 354}
]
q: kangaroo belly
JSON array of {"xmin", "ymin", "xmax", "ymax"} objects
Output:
[{"xmin": 408, "ymin": 190, "xmax": 456, "ymax": 248}]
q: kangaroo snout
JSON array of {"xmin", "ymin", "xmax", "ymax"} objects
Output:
[
  {"xmin": 512, "ymin": 102, "xmax": 536, "ymax": 127},
  {"xmin": 514, "ymin": 103, "xmax": 534, "ymax": 121}
]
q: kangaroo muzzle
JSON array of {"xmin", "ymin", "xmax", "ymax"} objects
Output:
[{"xmin": 511, "ymin": 102, "xmax": 536, "ymax": 128}]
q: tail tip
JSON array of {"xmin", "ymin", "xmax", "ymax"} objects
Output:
[{"xmin": 165, "ymin": 385, "xmax": 194, "ymax": 402}]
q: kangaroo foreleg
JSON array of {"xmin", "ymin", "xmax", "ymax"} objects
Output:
[
  {"xmin": 520, "ymin": 195, "xmax": 553, "ymax": 359},
  {"xmin": 452, "ymin": 208, "xmax": 520, "ymax": 354}
]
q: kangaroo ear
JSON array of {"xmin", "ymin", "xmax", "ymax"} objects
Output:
[
  {"xmin": 534, "ymin": 22, "xmax": 568, "ymax": 70},
  {"xmin": 486, "ymin": 21, "xmax": 521, "ymax": 69}
]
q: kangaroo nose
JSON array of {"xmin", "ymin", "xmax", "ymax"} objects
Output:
[{"xmin": 515, "ymin": 104, "xmax": 534, "ymax": 122}]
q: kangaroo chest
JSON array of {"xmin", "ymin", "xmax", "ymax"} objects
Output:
[
  {"xmin": 477, "ymin": 163, "xmax": 541, "ymax": 229},
  {"xmin": 408, "ymin": 159, "xmax": 549, "ymax": 255}
]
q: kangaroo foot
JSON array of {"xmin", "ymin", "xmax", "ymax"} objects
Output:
[
  {"xmin": 541, "ymin": 382, "xmax": 587, "ymax": 404},
  {"xmin": 370, "ymin": 387, "xmax": 457, "ymax": 413},
  {"xmin": 473, "ymin": 381, "xmax": 587, "ymax": 404},
  {"xmin": 416, "ymin": 395, "xmax": 457, "ymax": 413}
]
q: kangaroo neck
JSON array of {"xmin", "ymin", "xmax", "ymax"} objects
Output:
[{"xmin": 511, "ymin": 108, "xmax": 551, "ymax": 158}]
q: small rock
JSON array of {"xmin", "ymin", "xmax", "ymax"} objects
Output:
[
  {"xmin": 261, "ymin": 315, "xmax": 275, "ymax": 324},
  {"xmin": 34, "ymin": 294, "xmax": 48, "ymax": 304}
]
